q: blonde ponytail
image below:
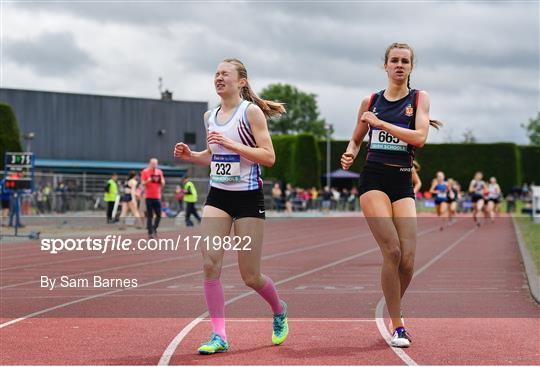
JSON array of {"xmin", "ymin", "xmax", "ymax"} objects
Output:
[
  {"xmin": 224, "ymin": 58, "xmax": 286, "ymax": 118},
  {"xmin": 241, "ymin": 82, "xmax": 285, "ymax": 118}
]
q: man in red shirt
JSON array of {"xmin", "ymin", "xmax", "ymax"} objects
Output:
[{"xmin": 141, "ymin": 158, "xmax": 165, "ymax": 238}]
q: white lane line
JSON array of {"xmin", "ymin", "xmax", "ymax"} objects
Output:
[
  {"xmin": 375, "ymin": 227, "xmax": 476, "ymax": 366},
  {"xmin": 1, "ymin": 254, "xmax": 112, "ymax": 271},
  {"xmin": 6, "ymin": 288, "xmax": 519, "ymax": 301},
  {"xmin": 0, "ymin": 231, "xmax": 372, "ymax": 330},
  {"xmin": 158, "ymin": 247, "xmax": 379, "ymax": 366},
  {"xmin": 158, "ymin": 225, "xmax": 439, "ymax": 365},
  {"xmin": 2, "ymin": 252, "xmax": 64, "ymax": 260}
]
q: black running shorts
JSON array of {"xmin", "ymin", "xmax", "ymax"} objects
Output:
[
  {"xmin": 471, "ymin": 193, "xmax": 484, "ymax": 203},
  {"xmin": 205, "ymin": 186, "xmax": 265, "ymax": 220},
  {"xmin": 358, "ymin": 161, "xmax": 415, "ymax": 203}
]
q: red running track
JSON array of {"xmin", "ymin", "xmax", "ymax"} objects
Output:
[{"xmin": 0, "ymin": 216, "xmax": 538, "ymax": 365}]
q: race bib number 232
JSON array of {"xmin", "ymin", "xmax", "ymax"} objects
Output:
[{"xmin": 211, "ymin": 154, "xmax": 241, "ymax": 183}]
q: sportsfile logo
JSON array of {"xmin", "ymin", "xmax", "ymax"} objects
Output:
[{"xmin": 40, "ymin": 235, "xmax": 253, "ymax": 254}]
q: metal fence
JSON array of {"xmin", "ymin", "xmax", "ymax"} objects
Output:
[
  {"xmin": 17, "ymin": 172, "xmax": 276, "ymax": 214},
  {"xmin": 10, "ymin": 172, "xmax": 372, "ymax": 215},
  {"xmin": 15, "ymin": 172, "xmax": 208, "ymax": 213}
]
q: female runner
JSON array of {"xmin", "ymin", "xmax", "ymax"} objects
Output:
[
  {"xmin": 341, "ymin": 43, "xmax": 441, "ymax": 347},
  {"xmin": 174, "ymin": 58, "xmax": 288, "ymax": 354}
]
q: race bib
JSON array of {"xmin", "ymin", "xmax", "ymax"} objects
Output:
[
  {"xmin": 437, "ymin": 192, "xmax": 447, "ymax": 199},
  {"xmin": 211, "ymin": 154, "xmax": 241, "ymax": 183},
  {"xmin": 370, "ymin": 129, "xmax": 407, "ymax": 152}
]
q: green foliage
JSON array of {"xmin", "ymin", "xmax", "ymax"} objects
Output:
[
  {"xmin": 522, "ymin": 112, "xmax": 540, "ymax": 146},
  {"xmin": 264, "ymin": 135, "xmax": 296, "ymax": 184},
  {"xmin": 264, "ymin": 134, "xmax": 321, "ymax": 188},
  {"xmin": 292, "ymin": 134, "xmax": 321, "ymax": 188},
  {"xmin": 0, "ymin": 103, "xmax": 23, "ymax": 169},
  {"xmin": 317, "ymin": 142, "xmax": 519, "ymax": 193},
  {"xmin": 260, "ymin": 83, "xmax": 327, "ymax": 139},
  {"xmin": 269, "ymin": 136, "xmax": 535, "ymax": 193},
  {"xmin": 519, "ymin": 145, "xmax": 540, "ymax": 185},
  {"xmin": 412, "ymin": 143, "xmax": 519, "ymax": 193}
]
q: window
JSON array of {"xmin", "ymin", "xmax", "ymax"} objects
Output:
[{"xmin": 184, "ymin": 132, "xmax": 196, "ymax": 144}]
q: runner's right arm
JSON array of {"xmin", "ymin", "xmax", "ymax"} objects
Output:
[
  {"xmin": 468, "ymin": 180, "xmax": 475, "ymax": 193},
  {"xmin": 429, "ymin": 179, "xmax": 438, "ymax": 194},
  {"xmin": 341, "ymin": 96, "xmax": 371, "ymax": 170}
]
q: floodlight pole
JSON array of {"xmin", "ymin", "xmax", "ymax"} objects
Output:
[{"xmin": 325, "ymin": 123, "xmax": 332, "ymax": 189}]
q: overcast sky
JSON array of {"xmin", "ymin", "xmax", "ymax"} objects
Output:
[{"xmin": 2, "ymin": 1, "xmax": 539, "ymax": 143}]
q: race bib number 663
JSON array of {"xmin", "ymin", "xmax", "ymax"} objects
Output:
[
  {"xmin": 211, "ymin": 154, "xmax": 241, "ymax": 183},
  {"xmin": 370, "ymin": 129, "xmax": 407, "ymax": 152}
]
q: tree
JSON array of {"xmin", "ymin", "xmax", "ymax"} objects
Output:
[
  {"xmin": 462, "ymin": 128, "xmax": 477, "ymax": 144},
  {"xmin": 522, "ymin": 112, "xmax": 540, "ymax": 146},
  {"xmin": 260, "ymin": 83, "xmax": 327, "ymax": 139},
  {"xmin": 0, "ymin": 103, "xmax": 23, "ymax": 169}
]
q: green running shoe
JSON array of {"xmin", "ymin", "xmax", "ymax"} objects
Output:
[
  {"xmin": 272, "ymin": 300, "xmax": 289, "ymax": 345},
  {"xmin": 198, "ymin": 332, "xmax": 229, "ymax": 355}
]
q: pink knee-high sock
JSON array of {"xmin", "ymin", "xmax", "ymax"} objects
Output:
[
  {"xmin": 204, "ymin": 279, "xmax": 226, "ymax": 341},
  {"xmin": 256, "ymin": 275, "xmax": 283, "ymax": 315}
]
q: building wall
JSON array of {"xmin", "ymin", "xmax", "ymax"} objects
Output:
[{"xmin": 0, "ymin": 88, "xmax": 208, "ymax": 165}]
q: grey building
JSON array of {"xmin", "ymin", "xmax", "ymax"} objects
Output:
[{"xmin": 0, "ymin": 88, "xmax": 208, "ymax": 172}]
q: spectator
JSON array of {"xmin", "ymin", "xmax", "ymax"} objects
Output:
[
  {"xmin": 285, "ymin": 183, "xmax": 294, "ymax": 213},
  {"xmin": 522, "ymin": 182, "xmax": 530, "ymax": 200},
  {"xmin": 1, "ymin": 178, "xmax": 10, "ymax": 226},
  {"xmin": 272, "ymin": 182, "xmax": 283, "ymax": 211},
  {"xmin": 331, "ymin": 187, "xmax": 340, "ymax": 210},
  {"xmin": 309, "ymin": 187, "xmax": 319, "ymax": 210},
  {"xmin": 36, "ymin": 185, "xmax": 46, "ymax": 215},
  {"xmin": 43, "ymin": 183, "xmax": 52, "ymax": 212},
  {"xmin": 347, "ymin": 188, "xmax": 358, "ymax": 211},
  {"xmin": 294, "ymin": 188, "xmax": 309, "ymax": 211},
  {"xmin": 183, "ymin": 176, "xmax": 201, "ymax": 227},
  {"xmin": 339, "ymin": 188, "xmax": 349, "ymax": 211},
  {"xmin": 141, "ymin": 158, "xmax": 165, "ymax": 238},
  {"xmin": 505, "ymin": 192, "xmax": 516, "ymax": 213},
  {"xmin": 8, "ymin": 192, "xmax": 23, "ymax": 228},
  {"xmin": 104, "ymin": 173, "xmax": 119, "ymax": 224},
  {"xmin": 118, "ymin": 171, "xmax": 144, "ymax": 229},
  {"xmin": 321, "ymin": 186, "xmax": 332, "ymax": 214}
]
